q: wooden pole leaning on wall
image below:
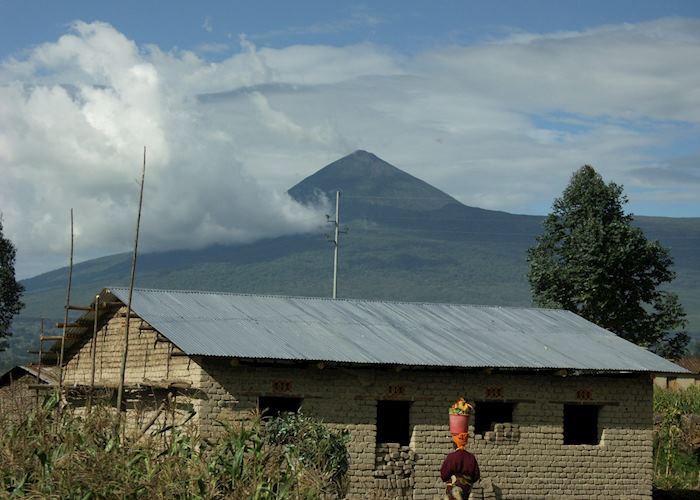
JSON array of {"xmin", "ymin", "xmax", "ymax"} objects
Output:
[
  {"xmin": 57, "ymin": 209, "xmax": 75, "ymax": 399},
  {"xmin": 116, "ymin": 147, "xmax": 147, "ymax": 424},
  {"xmin": 35, "ymin": 319, "xmax": 44, "ymax": 407},
  {"xmin": 87, "ymin": 295, "xmax": 100, "ymax": 413}
]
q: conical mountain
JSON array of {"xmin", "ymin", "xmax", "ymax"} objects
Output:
[
  {"xmin": 4, "ymin": 151, "xmax": 699, "ymax": 374},
  {"xmin": 289, "ymin": 150, "xmax": 458, "ymax": 212}
]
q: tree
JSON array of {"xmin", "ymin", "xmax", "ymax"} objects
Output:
[
  {"xmin": 527, "ymin": 165, "xmax": 688, "ymax": 359},
  {"xmin": 0, "ymin": 216, "xmax": 23, "ymax": 350}
]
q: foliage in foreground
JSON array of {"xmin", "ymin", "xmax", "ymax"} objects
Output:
[
  {"xmin": 0, "ymin": 394, "xmax": 349, "ymax": 499},
  {"xmin": 528, "ymin": 165, "xmax": 688, "ymax": 358},
  {"xmin": 0, "ymin": 216, "xmax": 24, "ymax": 347},
  {"xmin": 654, "ymin": 386, "xmax": 700, "ymax": 490}
]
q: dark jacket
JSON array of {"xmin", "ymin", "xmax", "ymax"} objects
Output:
[{"xmin": 440, "ymin": 449, "xmax": 480, "ymax": 483}]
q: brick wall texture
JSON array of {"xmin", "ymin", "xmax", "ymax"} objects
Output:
[{"xmin": 60, "ymin": 308, "xmax": 655, "ymax": 499}]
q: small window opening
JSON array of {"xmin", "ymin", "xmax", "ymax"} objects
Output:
[
  {"xmin": 474, "ymin": 401, "xmax": 514, "ymax": 435},
  {"xmin": 563, "ymin": 404, "xmax": 599, "ymax": 445},
  {"xmin": 376, "ymin": 400, "xmax": 411, "ymax": 445},
  {"xmin": 258, "ymin": 396, "xmax": 302, "ymax": 419}
]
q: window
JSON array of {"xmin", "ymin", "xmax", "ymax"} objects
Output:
[
  {"xmin": 258, "ymin": 396, "xmax": 302, "ymax": 419},
  {"xmin": 563, "ymin": 404, "xmax": 599, "ymax": 445},
  {"xmin": 474, "ymin": 401, "xmax": 514, "ymax": 435},
  {"xmin": 376, "ymin": 400, "xmax": 411, "ymax": 445}
]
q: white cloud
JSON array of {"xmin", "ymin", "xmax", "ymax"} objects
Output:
[
  {"xmin": 0, "ymin": 22, "xmax": 328, "ymax": 278},
  {"xmin": 249, "ymin": 9, "xmax": 383, "ymax": 41},
  {"xmin": 1, "ymin": 18, "xmax": 699, "ymax": 278},
  {"xmin": 203, "ymin": 17, "xmax": 213, "ymax": 33}
]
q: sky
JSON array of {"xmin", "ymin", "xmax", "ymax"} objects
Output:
[{"xmin": 1, "ymin": 1, "xmax": 699, "ymax": 279}]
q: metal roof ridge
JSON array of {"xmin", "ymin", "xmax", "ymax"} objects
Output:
[{"xmin": 105, "ymin": 286, "xmax": 563, "ymax": 312}]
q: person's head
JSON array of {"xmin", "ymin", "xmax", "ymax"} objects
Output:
[{"xmin": 452, "ymin": 432, "xmax": 469, "ymax": 450}]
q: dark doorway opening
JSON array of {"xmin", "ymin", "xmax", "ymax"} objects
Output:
[
  {"xmin": 376, "ymin": 400, "xmax": 411, "ymax": 445},
  {"xmin": 474, "ymin": 401, "xmax": 514, "ymax": 435},
  {"xmin": 258, "ymin": 396, "xmax": 302, "ymax": 419},
  {"xmin": 563, "ymin": 404, "xmax": 600, "ymax": 445}
]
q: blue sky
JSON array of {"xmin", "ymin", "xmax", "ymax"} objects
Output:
[
  {"xmin": 1, "ymin": 1, "xmax": 699, "ymax": 277},
  {"xmin": 0, "ymin": 0, "xmax": 700, "ymax": 57},
  {"xmin": 2, "ymin": 1, "xmax": 700, "ymax": 57}
]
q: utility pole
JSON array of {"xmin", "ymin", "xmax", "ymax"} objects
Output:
[
  {"xmin": 58, "ymin": 209, "xmax": 74, "ymax": 396},
  {"xmin": 116, "ymin": 147, "xmax": 147, "ymax": 419},
  {"xmin": 327, "ymin": 191, "xmax": 347, "ymax": 299}
]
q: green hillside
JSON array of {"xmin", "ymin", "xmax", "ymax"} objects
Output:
[{"xmin": 3, "ymin": 151, "xmax": 699, "ymax": 372}]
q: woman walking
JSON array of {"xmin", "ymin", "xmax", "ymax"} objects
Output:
[{"xmin": 440, "ymin": 432, "xmax": 480, "ymax": 499}]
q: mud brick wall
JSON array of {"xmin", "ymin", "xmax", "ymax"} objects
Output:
[
  {"xmin": 197, "ymin": 360, "xmax": 654, "ymax": 499},
  {"xmin": 373, "ymin": 443, "xmax": 416, "ymax": 498},
  {"xmin": 63, "ymin": 307, "xmax": 199, "ymax": 386},
  {"xmin": 61, "ymin": 307, "xmax": 204, "ymax": 433},
  {"xmin": 0, "ymin": 373, "xmax": 38, "ymax": 423}
]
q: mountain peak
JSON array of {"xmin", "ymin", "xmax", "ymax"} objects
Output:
[
  {"xmin": 349, "ymin": 149, "xmax": 373, "ymax": 156},
  {"xmin": 288, "ymin": 151, "xmax": 458, "ymax": 212}
]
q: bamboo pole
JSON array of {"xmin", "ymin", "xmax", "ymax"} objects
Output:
[
  {"xmin": 58, "ymin": 209, "xmax": 74, "ymax": 396},
  {"xmin": 35, "ymin": 319, "xmax": 44, "ymax": 407},
  {"xmin": 116, "ymin": 147, "xmax": 147, "ymax": 419},
  {"xmin": 87, "ymin": 295, "xmax": 100, "ymax": 412}
]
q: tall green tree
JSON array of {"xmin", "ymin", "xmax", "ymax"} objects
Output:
[
  {"xmin": 528, "ymin": 165, "xmax": 688, "ymax": 359},
  {"xmin": 0, "ymin": 216, "xmax": 23, "ymax": 350}
]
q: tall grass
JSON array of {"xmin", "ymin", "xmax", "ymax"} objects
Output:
[
  {"xmin": 654, "ymin": 386, "xmax": 700, "ymax": 490},
  {"xmin": 0, "ymin": 393, "xmax": 349, "ymax": 498}
]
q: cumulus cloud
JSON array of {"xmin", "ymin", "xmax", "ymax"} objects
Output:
[
  {"xmin": 1, "ymin": 18, "xmax": 699, "ymax": 277},
  {"xmin": 0, "ymin": 22, "xmax": 328, "ymax": 277}
]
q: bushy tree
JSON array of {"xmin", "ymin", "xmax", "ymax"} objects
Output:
[
  {"xmin": 0, "ymin": 216, "xmax": 23, "ymax": 350},
  {"xmin": 528, "ymin": 165, "xmax": 688, "ymax": 359}
]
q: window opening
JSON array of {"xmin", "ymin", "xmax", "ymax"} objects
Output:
[
  {"xmin": 563, "ymin": 404, "xmax": 599, "ymax": 445},
  {"xmin": 376, "ymin": 400, "xmax": 411, "ymax": 445},
  {"xmin": 474, "ymin": 401, "xmax": 514, "ymax": 435},
  {"xmin": 258, "ymin": 396, "xmax": 302, "ymax": 419}
]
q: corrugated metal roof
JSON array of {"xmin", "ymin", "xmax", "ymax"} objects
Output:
[
  {"xmin": 0, "ymin": 364, "xmax": 59, "ymax": 385},
  {"xmin": 106, "ymin": 287, "xmax": 685, "ymax": 373},
  {"xmin": 675, "ymin": 357, "xmax": 700, "ymax": 374}
]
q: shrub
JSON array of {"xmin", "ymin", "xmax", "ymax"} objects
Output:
[
  {"xmin": 0, "ymin": 394, "xmax": 349, "ymax": 498},
  {"xmin": 654, "ymin": 386, "xmax": 700, "ymax": 490}
]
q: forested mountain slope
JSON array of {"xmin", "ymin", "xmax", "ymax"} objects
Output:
[{"xmin": 3, "ymin": 151, "xmax": 698, "ymax": 371}]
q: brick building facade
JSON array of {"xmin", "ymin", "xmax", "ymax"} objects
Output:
[{"xmin": 53, "ymin": 288, "xmax": 683, "ymax": 499}]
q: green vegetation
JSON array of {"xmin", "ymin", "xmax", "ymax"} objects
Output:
[
  {"xmin": 0, "ymin": 394, "xmax": 349, "ymax": 498},
  {"xmin": 0, "ymin": 217, "xmax": 24, "ymax": 348},
  {"xmin": 654, "ymin": 386, "xmax": 700, "ymax": 490},
  {"xmin": 528, "ymin": 165, "xmax": 688, "ymax": 358}
]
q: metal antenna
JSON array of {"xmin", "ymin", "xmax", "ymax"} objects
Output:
[{"xmin": 327, "ymin": 191, "xmax": 348, "ymax": 299}]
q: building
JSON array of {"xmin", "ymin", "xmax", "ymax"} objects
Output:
[
  {"xmin": 51, "ymin": 287, "xmax": 684, "ymax": 499},
  {"xmin": 0, "ymin": 364, "xmax": 59, "ymax": 419},
  {"xmin": 654, "ymin": 356, "xmax": 700, "ymax": 390}
]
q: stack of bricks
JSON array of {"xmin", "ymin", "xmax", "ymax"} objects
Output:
[
  {"xmin": 372, "ymin": 443, "xmax": 416, "ymax": 498},
  {"xmin": 481, "ymin": 422, "xmax": 520, "ymax": 444}
]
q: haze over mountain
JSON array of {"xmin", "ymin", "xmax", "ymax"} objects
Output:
[{"xmin": 3, "ymin": 151, "xmax": 699, "ymax": 371}]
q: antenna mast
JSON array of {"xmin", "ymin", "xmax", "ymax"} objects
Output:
[{"xmin": 327, "ymin": 191, "xmax": 347, "ymax": 299}]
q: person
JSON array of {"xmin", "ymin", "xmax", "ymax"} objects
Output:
[{"xmin": 440, "ymin": 432, "xmax": 480, "ymax": 500}]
